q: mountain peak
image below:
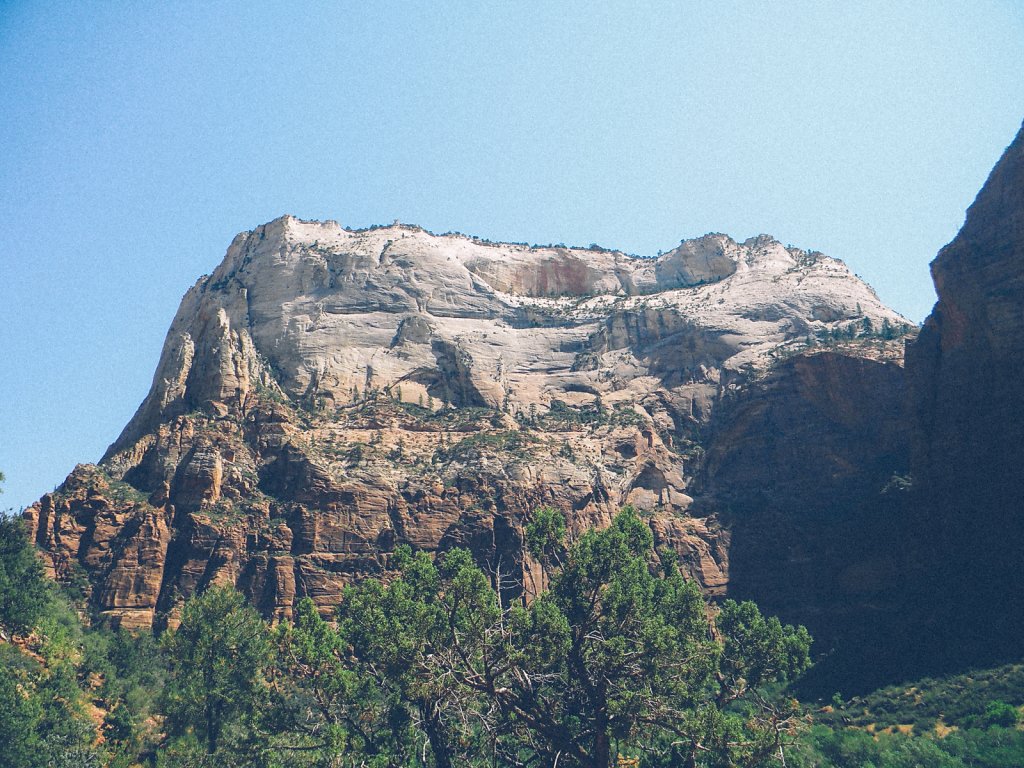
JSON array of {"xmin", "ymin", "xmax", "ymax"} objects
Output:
[{"xmin": 28, "ymin": 214, "xmax": 911, "ymax": 629}]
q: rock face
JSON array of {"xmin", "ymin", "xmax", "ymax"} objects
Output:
[
  {"xmin": 904, "ymin": 120, "xmax": 1024, "ymax": 666},
  {"xmin": 26, "ymin": 217, "xmax": 912, "ymax": 630},
  {"xmin": 704, "ymin": 350, "xmax": 913, "ymax": 686}
]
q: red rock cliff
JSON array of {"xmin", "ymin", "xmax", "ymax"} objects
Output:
[{"xmin": 25, "ymin": 220, "xmax": 911, "ymax": 632}]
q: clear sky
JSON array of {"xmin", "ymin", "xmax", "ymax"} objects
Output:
[{"xmin": 1, "ymin": 1, "xmax": 1023, "ymax": 513}]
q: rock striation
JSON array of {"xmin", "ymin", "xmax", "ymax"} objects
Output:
[{"xmin": 26, "ymin": 217, "xmax": 912, "ymax": 630}]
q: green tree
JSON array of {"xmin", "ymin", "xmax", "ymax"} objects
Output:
[
  {"xmin": 35, "ymin": 660, "xmax": 103, "ymax": 768},
  {"xmin": 338, "ymin": 546, "xmax": 481, "ymax": 768},
  {"xmin": 270, "ymin": 596, "xmax": 399, "ymax": 763},
  {"xmin": 161, "ymin": 585, "xmax": 273, "ymax": 756},
  {"xmin": 0, "ymin": 661, "xmax": 43, "ymax": 767},
  {"xmin": 426, "ymin": 508, "xmax": 811, "ymax": 768},
  {"xmin": 525, "ymin": 505, "xmax": 568, "ymax": 571},
  {"xmin": 0, "ymin": 516, "xmax": 51, "ymax": 634},
  {"xmin": 977, "ymin": 701, "xmax": 1020, "ymax": 728},
  {"xmin": 301, "ymin": 509, "xmax": 811, "ymax": 768}
]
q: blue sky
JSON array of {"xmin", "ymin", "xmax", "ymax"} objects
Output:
[{"xmin": 1, "ymin": 1, "xmax": 1023, "ymax": 512}]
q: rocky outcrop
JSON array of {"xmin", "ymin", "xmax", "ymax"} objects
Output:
[
  {"xmin": 909, "ymin": 120, "xmax": 1024, "ymax": 496},
  {"xmin": 700, "ymin": 351, "xmax": 911, "ymax": 675},
  {"xmin": 904, "ymin": 120, "xmax": 1024, "ymax": 668},
  {"xmin": 705, "ymin": 352, "xmax": 907, "ymax": 506},
  {"xmin": 26, "ymin": 217, "xmax": 912, "ymax": 630},
  {"xmin": 25, "ymin": 466, "xmax": 171, "ymax": 629}
]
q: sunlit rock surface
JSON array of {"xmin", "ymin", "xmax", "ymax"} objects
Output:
[{"xmin": 26, "ymin": 216, "xmax": 911, "ymax": 629}]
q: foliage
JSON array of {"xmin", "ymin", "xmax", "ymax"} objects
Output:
[
  {"xmin": 813, "ymin": 318, "xmax": 914, "ymax": 345},
  {"xmin": 819, "ymin": 662, "xmax": 1024, "ymax": 732},
  {"xmin": 514, "ymin": 508, "xmax": 811, "ymax": 768},
  {"xmin": 525, "ymin": 505, "xmax": 567, "ymax": 566},
  {"xmin": 337, "ymin": 545, "xmax": 479, "ymax": 768},
  {"xmin": 0, "ymin": 494, "xmax": 112, "ymax": 766},
  {"xmin": 941, "ymin": 726, "xmax": 1024, "ymax": 767},
  {"xmin": 269, "ymin": 596, "xmax": 395, "ymax": 762},
  {"xmin": 793, "ymin": 724, "xmax": 965, "ymax": 767},
  {"xmin": 0, "ymin": 660, "xmax": 44, "ymax": 766},
  {"xmin": 796, "ymin": 661, "xmax": 1024, "ymax": 768},
  {"xmin": 434, "ymin": 430, "xmax": 537, "ymax": 463},
  {"xmin": 0, "ymin": 515, "xmax": 51, "ymax": 633},
  {"xmin": 790, "ymin": 723, "xmax": 1024, "ymax": 768},
  {"xmin": 0, "ymin": 472, "xmax": 818, "ymax": 768},
  {"xmin": 973, "ymin": 701, "xmax": 1021, "ymax": 729},
  {"xmin": 0, "ymin": 624, "xmax": 106, "ymax": 767},
  {"xmin": 337, "ymin": 507, "xmax": 811, "ymax": 768},
  {"xmin": 160, "ymin": 585, "xmax": 273, "ymax": 756},
  {"xmin": 51, "ymin": 475, "xmax": 1024, "ymax": 768}
]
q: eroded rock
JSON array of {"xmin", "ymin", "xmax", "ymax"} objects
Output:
[{"xmin": 27, "ymin": 218, "xmax": 912, "ymax": 628}]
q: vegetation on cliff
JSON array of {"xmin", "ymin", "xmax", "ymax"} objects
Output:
[
  {"xmin": 1, "ymin": 506, "xmax": 813, "ymax": 767},
  {"xmin": 4, "ymin": 496, "xmax": 1024, "ymax": 767}
]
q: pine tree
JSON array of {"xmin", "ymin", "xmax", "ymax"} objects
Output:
[
  {"xmin": 0, "ymin": 517, "xmax": 50, "ymax": 634},
  {"xmin": 161, "ymin": 586, "xmax": 272, "ymax": 755}
]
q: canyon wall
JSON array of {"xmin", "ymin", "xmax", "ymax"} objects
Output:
[{"xmin": 25, "ymin": 218, "xmax": 911, "ymax": 638}]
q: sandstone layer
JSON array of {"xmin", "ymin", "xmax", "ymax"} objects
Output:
[{"xmin": 26, "ymin": 218, "xmax": 912, "ymax": 630}]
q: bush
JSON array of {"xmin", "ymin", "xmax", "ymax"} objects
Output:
[{"xmin": 978, "ymin": 701, "xmax": 1020, "ymax": 728}]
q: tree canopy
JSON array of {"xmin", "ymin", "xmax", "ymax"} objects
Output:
[
  {"xmin": 0, "ymin": 516, "xmax": 51, "ymax": 634},
  {"xmin": 334, "ymin": 507, "xmax": 812, "ymax": 768},
  {"xmin": 0, "ymin": 502, "xmax": 816, "ymax": 768},
  {"xmin": 160, "ymin": 584, "xmax": 273, "ymax": 756}
]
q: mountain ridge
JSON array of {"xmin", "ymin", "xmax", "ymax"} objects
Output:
[{"xmin": 27, "ymin": 212, "xmax": 913, "ymax": 638}]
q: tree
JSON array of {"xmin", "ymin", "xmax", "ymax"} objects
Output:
[
  {"xmin": 270, "ymin": 596, "xmax": 401, "ymax": 763},
  {"xmin": 977, "ymin": 700, "xmax": 1019, "ymax": 728},
  {"xmin": 161, "ymin": 586, "xmax": 272, "ymax": 755},
  {"xmin": 451, "ymin": 508, "xmax": 717, "ymax": 768},
  {"xmin": 0, "ymin": 662, "xmax": 43, "ymax": 767},
  {"xmin": 0, "ymin": 516, "xmax": 51, "ymax": 634},
  {"xmin": 423, "ymin": 508, "xmax": 811, "ymax": 768},
  {"xmin": 316, "ymin": 509, "xmax": 811, "ymax": 768},
  {"xmin": 338, "ymin": 546, "xmax": 482, "ymax": 768},
  {"xmin": 525, "ymin": 505, "xmax": 568, "ymax": 572},
  {"xmin": 35, "ymin": 660, "xmax": 103, "ymax": 768}
]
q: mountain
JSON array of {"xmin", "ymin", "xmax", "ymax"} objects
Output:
[
  {"xmin": 903, "ymin": 119, "xmax": 1024, "ymax": 668},
  {"xmin": 25, "ymin": 217, "xmax": 912, "ymax": 632},
  {"xmin": 789, "ymin": 119, "xmax": 1024, "ymax": 694}
]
